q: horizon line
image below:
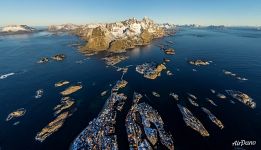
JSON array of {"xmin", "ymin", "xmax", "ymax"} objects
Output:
[{"xmin": 1, "ymin": 22, "xmax": 260, "ymax": 28}]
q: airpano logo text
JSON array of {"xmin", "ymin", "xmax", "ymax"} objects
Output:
[{"xmin": 232, "ymin": 140, "xmax": 256, "ymax": 147}]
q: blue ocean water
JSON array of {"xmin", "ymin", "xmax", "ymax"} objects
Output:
[{"xmin": 0, "ymin": 28, "xmax": 260, "ymax": 150}]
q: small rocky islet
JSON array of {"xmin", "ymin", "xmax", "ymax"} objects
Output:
[
  {"xmin": 55, "ymin": 80, "xmax": 70, "ymax": 87},
  {"xmin": 53, "ymin": 97, "xmax": 75, "ymax": 116},
  {"xmin": 223, "ymin": 70, "xmax": 248, "ymax": 81},
  {"xmin": 6, "ymin": 108, "xmax": 26, "ymax": 121},
  {"xmin": 3, "ymin": 17, "xmax": 258, "ymax": 149},
  {"xmin": 37, "ymin": 54, "xmax": 66, "ymax": 64},
  {"xmin": 35, "ymin": 89, "xmax": 44, "ymax": 99},
  {"xmin": 136, "ymin": 62, "xmax": 166, "ymax": 80},
  {"xmin": 188, "ymin": 59, "xmax": 211, "ymax": 66},
  {"xmin": 35, "ymin": 111, "xmax": 70, "ymax": 142},
  {"xmin": 34, "ymin": 80, "xmax": 82, "ymax": 142},
  {"xmin": 60, "ymin": 84, "xmax": 82, "ymax": 96}
]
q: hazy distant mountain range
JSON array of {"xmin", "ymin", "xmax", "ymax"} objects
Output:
[{"xmin": 0, "ymin": 25, "xmax": 36, "ymax": 33}]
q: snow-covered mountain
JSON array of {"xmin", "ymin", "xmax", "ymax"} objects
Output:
[
  {"xmin": 48, "ymin": 23, "xmax": 80, "ymax": 31},
  {"xmin": 47, "ymin": 17, "xmax": 176, "ymax": 52},
  {"xmin": 1, "ymin": 25, "xmax": 36, "ymax": 33},
  {"xmin": 159, "ymin": 23, "xmax": 176, "ymax": 29},
  {"xmin": 73, "ymin": 17, "xmax": 168, "ymax": 52}
]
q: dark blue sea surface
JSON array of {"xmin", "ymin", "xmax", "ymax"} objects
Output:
[{"xmin": 0, "ymin": 28, "xmax": 260, "ymax": 150}]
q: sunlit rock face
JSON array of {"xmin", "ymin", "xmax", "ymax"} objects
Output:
[
  {"xmin": 71, "ymin": 17, "xmax": 168, "ymax": 53},
  {"xmin": 109, "ymin": 38, "xmax": 135, "ymax": 51},
  {"xmin": 82, "ymin": 26, "xmax": 112, "ymax": 51}
]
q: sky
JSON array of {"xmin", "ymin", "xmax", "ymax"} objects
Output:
[{"xmin": 0, "ymin": 0, "xmax": 261, "ymax": 26}]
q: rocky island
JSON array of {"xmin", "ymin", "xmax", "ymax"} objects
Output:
[
  {"xmin": 0, "ymin": 25, "xmax": 36, "ymax": 35},
  {"xmin": 201, "ymin": 107, "xmax": 224, "ymax": 129},
  {"xmin": 6, "ymin": 108, "xmax": 26, "ymax": 121},
  {"xmin": 226, "ymin": 90, "xmax": 256, "ymax": 109},
  {"xmin": 71, "ymin": 92, "xmax": 127, "ymax": 149},
  {"xmin": 55, "ymin": 80, "xmax": 70, "ymax": 87},
  {"xmin": 126, "ymin": 93, "xmax": 174, "ymax": 150},
  {"xmin": 103, "ymin": 54, "xmax": 129, "ymax": 66},
  {"xmin": 60, "ymin": 84, "xmax": 82, "ymax": 96},
  {"xmin": 177, "ymin": 104, "xmax": 209, "ymax": 137},
  {"xmin": 53, "ymin": 97, "xmax": 75, "ymax": 115},
  {"xmin": 49, "ymin": 17, "xmax": 174, "ymax": 54},
  {"xmin": 188, "ymin": 60, "xmax": 211, "ymax": 66},
  {"xmin": 136, "ymin": 62, "xmax": 166, "ymax": 79},
  {"xmin": 35, "ymin": 111, "xmax": 70, "ymax": 142}
]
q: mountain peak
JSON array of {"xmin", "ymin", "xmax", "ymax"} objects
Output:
[{"xmin": 1, "ymin": 25, "xmax": 35, "ymax": 33}]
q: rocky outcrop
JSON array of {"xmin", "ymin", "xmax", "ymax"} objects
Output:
[
  {"xmin": 140, "ymin": 29, "xmax": 153, "ymax": 44},
  {"xmin": 103, "ymin": 55, "xmax": 128, "ymax": 66},
  {"xmin": 109, "ymin": 38, "xmax": 135, "ymax": 51},
  {"xmin": 164, "ymin": 48, "xmax": 175, "ymax": 55},
  {"xmin": 188, "ymin": 60, "xmax": 210, "ymax": 66},
  {"xmin": 80, "ymin": 26, "xmax": 111, "ymax": 51},
  {"xmin": 51, "ymin": 54, "xmax": 66, "ymax": 61},
  {"xmin": 60, "ymin": 84, "xmax": 82, "ymax": 96},
  {"xmin": 6, "ymin": 108, "xmax": 26, "ymax": 121},
  {"xmin": 136, "ymin": 62, "xmax": 166, "ymax": 80},
  {"xmin": 35, "ymin": 111, "xmax": 70, "ymax": 142}
]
